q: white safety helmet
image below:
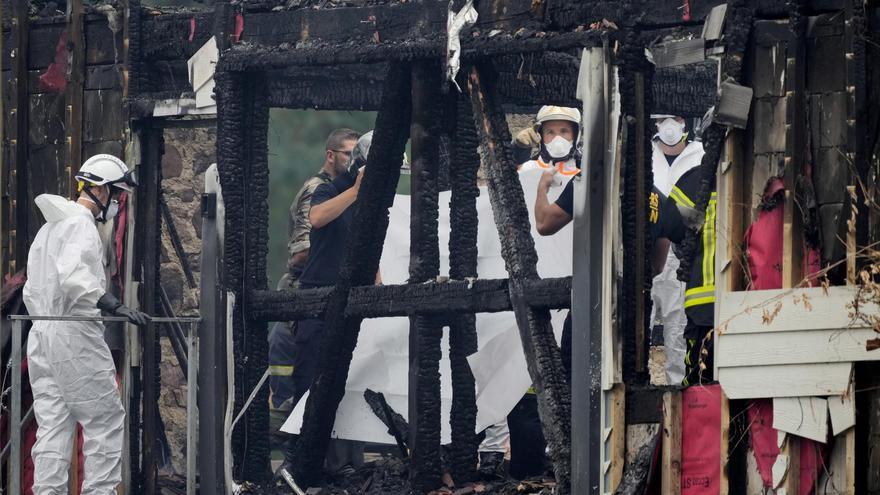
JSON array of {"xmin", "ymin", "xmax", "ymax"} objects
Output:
[
  {"xmin": 347, "ymin": 130, "xmax": 409, "ymax": 178},
  {"xmin": 535, "ymin": 106, "xmax": 582, "ymax": 129},
  {"xmin": 75, "ymin": 154, "xmax": 137, "ymax": 193}
]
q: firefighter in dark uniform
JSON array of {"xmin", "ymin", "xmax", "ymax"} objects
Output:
[{"xmin": 657, "ymin": 164, "xmax": 716, "ymax": 385}]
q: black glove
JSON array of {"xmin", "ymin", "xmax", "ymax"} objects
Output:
[{"xmin": 97, "ymin": 293, "xmax": 151, "ymax": 326}]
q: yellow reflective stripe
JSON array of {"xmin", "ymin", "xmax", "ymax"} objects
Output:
[
  {"xmin": 705, "ymin": 198, "xmax": 717, "ymax": 287},
  {"xmin": 684, "ymin": 285, "xmax": 715, "ymax": 308},
  {"xmin": 269, "ymin": 365, "xmax": 294, "ymax": 376},
  {"xmin": 670, "ymin": 186, "xmax": 695, "ymax": 208},
  {"xmin": 684, "ymin": 295, "xmax": 716, "ymax": 308},
  {"xmin": 685, "ymin": 285, "xmax": 715, "ymax": 297},
  {"xmin": 526, "ymin": 386, "xmax": 537, "ymax": 395}
]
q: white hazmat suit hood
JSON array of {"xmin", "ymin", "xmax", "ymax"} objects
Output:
[{"xmin": 23, "ymin": 193, "xmax": 126, "ymax": 494}]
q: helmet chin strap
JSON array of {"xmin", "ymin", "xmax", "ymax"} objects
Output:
[{"xmin": 82, "ymin": 186, "xmax": 111, "ymax": 222}]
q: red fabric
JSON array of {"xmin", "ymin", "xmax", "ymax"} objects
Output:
[
  {"xmin": 233, "ymin": 14, "xmax": 245, "ymax": 41},
  {"xmin": 744, "ymin": 178, "xmax": 784, "ymax": 290},
  {"xmin": 189, "ymin": 17, "xmax": 196, "ymax": 42},
  {"xmin": 113, "ymin": 193, "xmax": 128, "ymax": 295},
  {"xmin": 748, "ymin": 400, "xmax": 778, "ymax": 487},
  {"xmin": 38, "ymin": 31, "xmax": 68, "ymax": 93},
  {"xmin": 749, "ymin": 400, "xmax": 831, "ymax": 495},
  {"xmin": 681, "ymin": 385, "xmax": 722, "ymax": 493}
]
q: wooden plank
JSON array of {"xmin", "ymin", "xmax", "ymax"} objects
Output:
[
  {"xmin": 719, "ymin": 391, "xmax": 731, "ymax": 495},
  {"xmin": 66, "ymin": 0, "xmax": 85, "ymax": 197},
  {"xmin": 847, "ymin": 185, "xmax": 857, "ymax": 284},
  {"xmin": 782, "ymin": 189, "xmax": 802, "ymax": 289},
  {"xmin": 772, "ymin": 396, "xmax": 829, "ymax": 443},
  {"xmin": 609, "ymin": 384, "xmax": 626, "ymax": 492},
  {"xmin": 10, "ymin": 0, "xmax": 30, "ymax": 274},
  {"xmin": 634, "ymin": 73, "xmax": 647, "ymax": 374},
  {"xmin": 715, "ymin": 328, "xmax": 880, "ymax": 367},
  {"xmin": 777, "ymin": 434, "xmax": 800, "ymax": 493},
  {"xmin": 717, "ymin": 286, "xmax": 870, "ymax": 335},
  {"xmin": 819, "ymin": 430, "xmax": 856, "ymax": 494},
  {"xmin": 717, "ymin": 362, "xmax": 852, "ymax": 399},
  {"xmin": 661, "ymin": 391, "xmax": 682, "ymax": 495}
]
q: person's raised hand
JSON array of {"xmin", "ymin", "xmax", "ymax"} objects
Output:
[
  {"xmin": 538, "ymin": 169, "xmax": 556, "ymax": 191},
  {"xmin": 354, "ymin": 168, "xmax": 365, "ymax": 191}
]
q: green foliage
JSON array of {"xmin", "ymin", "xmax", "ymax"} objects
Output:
[{"xmin": 266, "ymin": 109, "xmax": 377, "ymax": 289}]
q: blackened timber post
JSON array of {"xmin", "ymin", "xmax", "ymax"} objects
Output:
[
  {"xmin": 139, "ymin": 124, "xmax": 163, "ymax": 495},
  {"xmin": 213, "ymin": 66, "xmax": 272, "ymax": 482},
  {"xmin": 467, "ymin": 64, "xmax": 572, "ymax": 493},
  {"xmin": 10, "ymin": 0, "xmax": 28, "ymax": 275},
  {"xmin": 408, "ymin": 60, "xmax": 444, "ymax": 493},
  {"xmin": 64, "ymin": 0, "xmax": 85, "ymax": 197},
  {"xmin": 447, "ymin": 94, "xmax": 481, "ymax": 484},
  {"xmin": 291, "ymin": 63, "xmax": 412, "ymax": 486}
]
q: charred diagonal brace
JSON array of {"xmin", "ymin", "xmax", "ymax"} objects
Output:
[
  {"xmin": 291, "ymin": 63, "xmax": 412, "ymax": 487},
  {"xmin": 364, "ymin": 389, "xmax": 409, "ymax": 458},
  {"xmin": 467, "ymin": 64, "xmax": 572, "ymax": 494},
  {"xmin": 247, "ymin": 277, "xmax": 572, "ymax": 321}
]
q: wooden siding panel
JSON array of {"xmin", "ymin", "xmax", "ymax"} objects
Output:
[{"xmin": 717, "ymin": 363, "xmax": 852, "ymax": 399}]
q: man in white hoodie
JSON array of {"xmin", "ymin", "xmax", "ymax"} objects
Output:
[
  {"xmin": 23, "ymin": 154, "xmax": 149, "ymax": 494},
  {"xmin": 649, "ymin": 115, "xmax": 704, "ymax": 384}
]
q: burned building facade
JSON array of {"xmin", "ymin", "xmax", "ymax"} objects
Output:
[{"xmin": 2, "ymin": 0, "xmax": 880, "ymax": 494}]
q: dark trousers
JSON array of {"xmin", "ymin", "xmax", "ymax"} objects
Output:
[
  {"xmin": 507, "ymin": 394, "xmax": 547, "ymax": 479},
  {"xmin": 682, "ymin": 322, "xmax": 714, "ymax": 386}
]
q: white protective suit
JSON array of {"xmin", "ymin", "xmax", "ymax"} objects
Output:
[
  {"xmin": 650, "ymin": 140, "xmax": 704, "ymax": 384},
  {"xmin": 23, "ymin": 194, "xmax": 125, "ymax": 494}
]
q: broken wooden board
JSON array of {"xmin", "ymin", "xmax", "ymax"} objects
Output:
[
  {"xmin": 717, "ymin": 362, "xmax": 852, "ymax": 399},
  {"xmin": 827, "ymin": 387, "xmax": 855, "ymax": 435},
  {"xmin": 772, "ymin": 396, "xmax": 828, "ymax": 443},
  {"xmin": 717, "ymin": 286, "xmax": 876, "ymax": 335},
  {"xmin": 716, "ymin": 286, "xmax": 879, "ymax": 400}
]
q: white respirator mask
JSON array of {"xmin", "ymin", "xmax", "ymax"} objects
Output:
[
  {"xmin": 544, "ymin": 136, "xmax": 574, "ymax": 160},
  {"xmin": 656, "ymin": 118, "xmax": 686, "ymax": 146}
]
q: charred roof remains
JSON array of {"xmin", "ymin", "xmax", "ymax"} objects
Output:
[{"xmin": 2, "ymin": 0, "xmax": 880, "ymax": 493}]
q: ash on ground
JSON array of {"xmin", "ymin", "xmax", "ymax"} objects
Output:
[{"xmin": 253, "ymin": 455, "xmax": 556, "ymax": 495}]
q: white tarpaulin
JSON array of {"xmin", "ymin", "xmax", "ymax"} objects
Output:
[{"xmin": 282, "ymin": 168, "xmax": 573, "ymax": 443}]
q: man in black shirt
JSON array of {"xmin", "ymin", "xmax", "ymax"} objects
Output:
[{"xmin": 276, "ymin": 133, "xmax": 371, "ymax": 479}]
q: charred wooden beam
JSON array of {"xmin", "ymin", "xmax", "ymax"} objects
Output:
[
  {"xmin": 248, "ymin": 277, "xmax": 572, "ymax": 321},
  {"xmin": 616, "ymin": 29, "xmax": 655, "ymax": 384},
  {"xmin": 139, "ymin": 123, "xmax": 163, "ymax": 495},
  {"xmin": 219, "ymin": 30, "xmax": 604, "ymax": 72},
  {"xmin": 408, "ymin": 60, "xmax": 444, "ymax": 492},
  {"xmin": 291, "ymin": 62, "xmax": 412, "ymax": 487},
  {"xmin": 467, "ymin": 64, "xmax": 571, "ymax": 493},
  {"xmin": 10, "ymin": 1, "xmax": 29, "ymax": 274},
  {"xmin": 215, "ymin": 65, "xmax": 272, "ymax": 482},
  {"xmin": 446, "ymin": 92, "xmax": 481, "ymax": 484},
  {"xmin": 364, "ymin": 389, "xmax": 409, "ymax": 457},
  {"xmin": 65, "ymin": 0, "xmax": 85, "ymax": 197}
]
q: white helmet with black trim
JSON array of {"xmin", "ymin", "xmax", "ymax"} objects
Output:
[{"xmin": 75, "ymin": 154, "xmax": 137, "ymax": 192}]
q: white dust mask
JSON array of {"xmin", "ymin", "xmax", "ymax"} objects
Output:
[
  {"xmin": 656, "ymin": 118, "xmax": 686, "ymax": 146},
  {"xmin": 544, "ymin": 136, "xmax": 574, "ymax": 159}
]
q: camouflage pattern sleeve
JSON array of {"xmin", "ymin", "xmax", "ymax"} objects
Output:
[{"xmin": 287, "ymin": 176, "xmax": 325, "ymax": 261}]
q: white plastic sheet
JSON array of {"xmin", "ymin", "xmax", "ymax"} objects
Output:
[{"xmin": 282, "ymin": 168, "xmax": 572, "ymax": 443}]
